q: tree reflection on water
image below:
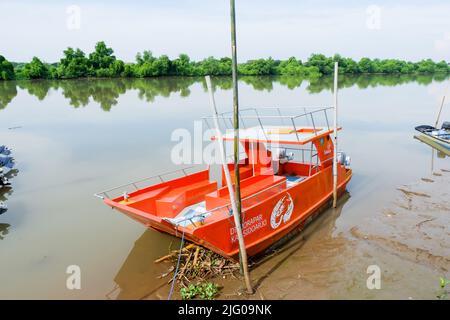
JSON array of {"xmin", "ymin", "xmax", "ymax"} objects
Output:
[{"xmin": 0, "ymin": 73, "xmax": 448, "ymax": 111}]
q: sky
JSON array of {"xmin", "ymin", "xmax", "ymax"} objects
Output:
[{"xmin": 0, "ymin": 0, "xmax": 449, "ymax": 63}]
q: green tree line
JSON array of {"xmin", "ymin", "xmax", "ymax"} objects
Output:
[{"xmin": 1, "ymin": 41, "xmax": 449, "ymax": 81}]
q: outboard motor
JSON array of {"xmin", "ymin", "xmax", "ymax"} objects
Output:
[
  {"xmin": 278, "ymin": 148, "xmax": 294, "ymax": 164},
  {"xmin": 337, "ymin": 152, "xmax": 351, "ymax": 167},
  {"xmin": 442, "ymin": 121, "xmax": 450, "ymax": 131},
  {"xmin": 0, "ymin": 146, "xmax": 11, "ymax": 156},
  {"xmin": 0, "ymin": 201, "xmax": 7, "ymax": 215},
  {"xmin": 0, "ymin": 168, "xmax": 11, "ymax": 187},
  {"xmin": 0, "ymin": 156, "xmax": 15, "ymax": 169}
]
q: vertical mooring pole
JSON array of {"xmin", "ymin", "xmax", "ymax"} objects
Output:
[
  {"xmin": 230, "ymin": 0, "xmax": 242, "ymax": 225},
  {"xmin": 435, "ymin": 95, "xmax": 446, "ymax": 128},
  {"xmin": 332, "ymin": 62, "xmax": 339, "ymax": 208},
  {"xmin": 230, "ymin": 0, "xmax": 253, "ymax": 294},
  {"xmin": 205, "ymin": 76, "xmax": 253, "ymax": 294}
]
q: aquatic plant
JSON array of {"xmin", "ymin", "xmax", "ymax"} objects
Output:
[
  {"xmin": 180, "ymin": 282, "xmax": 220, "ymax": 300},
  {"xmin": 440, "ymin": 277, "xmax": 450, "ymax": 288},
  {"xmin": 437, "ymin": 277, "xmax": 450, "ymax": 300}
]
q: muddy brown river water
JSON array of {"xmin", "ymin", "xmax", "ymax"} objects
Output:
[{"xmin": 0, "ymin": 75, "xmax": 449, "ymax": 299}]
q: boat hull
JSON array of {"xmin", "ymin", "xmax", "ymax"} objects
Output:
[
  {"xmin": 107, "ymin": 165, "xmax": 352, "ymax": 260},
  {"xmin": 416, "ymin": 132, "xmax": 450, "ymax": 151},
  {"xmin": 414, "ymin": 134, "xmax": 450, "ymax": 157}
]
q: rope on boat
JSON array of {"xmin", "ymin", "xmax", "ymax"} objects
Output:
[{"xmin": 167, "ymin": 228, "xmax": 185, "ymax": 300}]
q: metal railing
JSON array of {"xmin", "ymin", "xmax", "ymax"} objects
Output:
[
  {"xmin": 94, "ymin": 165, "xmax": 200, "ymax": 200},
  {"xmin": 202, "ymin": 106, "xmax": 332, "ymax": 143}
]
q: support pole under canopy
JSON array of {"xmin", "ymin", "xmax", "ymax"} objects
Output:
[{"xmin": 332, "ymin": 62, "xmax": 339, "ymax": 208}]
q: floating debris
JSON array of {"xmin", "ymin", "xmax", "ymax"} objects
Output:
[
  {"xmin": 156, "ymin": 243, "xmax": 240, "ymax": 289},
  {"xmin": 155, "ymin": 243, "xmax": 196, "ymax": 263},
  {"xmin": 397, "ymin": 188, "xmax": 431, "ymax": 198},
  {"xmin": 415, "ymin": 218, "xmax": 436, "ymax": 229}
]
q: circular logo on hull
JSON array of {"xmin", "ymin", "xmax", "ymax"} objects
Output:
[{"xmin": 270, "ymin": 193, "xmax": 294, "ymax": 229}]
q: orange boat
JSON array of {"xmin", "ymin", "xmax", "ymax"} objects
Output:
[{"xmin": 95, "ymin": 107, "xmax": 352, "ymax": 260}]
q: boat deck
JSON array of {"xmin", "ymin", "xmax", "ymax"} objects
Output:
[
  {"xmin": 162, "ymin": 173, "xmax": 307, "ymax": 228},
  {"xmin": 111, "ymin": 167, "xmax": 310, "ymax": 227}
]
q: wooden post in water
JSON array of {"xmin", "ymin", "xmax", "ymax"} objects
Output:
[
  {"xmin": 205, "ymin": 76, "xmax": 253, "ymax": 294},
  {"xmin": 332, "ymin": 62, "xmax": 339, "ymax": 208},
  {"xmin": 230, "ymin": 0, "xmax": 243, "ymax": 274},
  {"xmin": 230, "ymin": 0, "xmax": 253, "ymax": 294},
  {"xmin": 230, "ymin": 0, "xmax": 242, "ymax": 228}
]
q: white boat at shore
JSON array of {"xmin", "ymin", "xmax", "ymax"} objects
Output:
[{"xmin": 415, "ymin": 122, "xmax": 450, "ymax": 151}]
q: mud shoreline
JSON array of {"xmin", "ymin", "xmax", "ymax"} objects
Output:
[{"xmin": 180, "ymin": 168, "xmax": 450, "ymax": 300}]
